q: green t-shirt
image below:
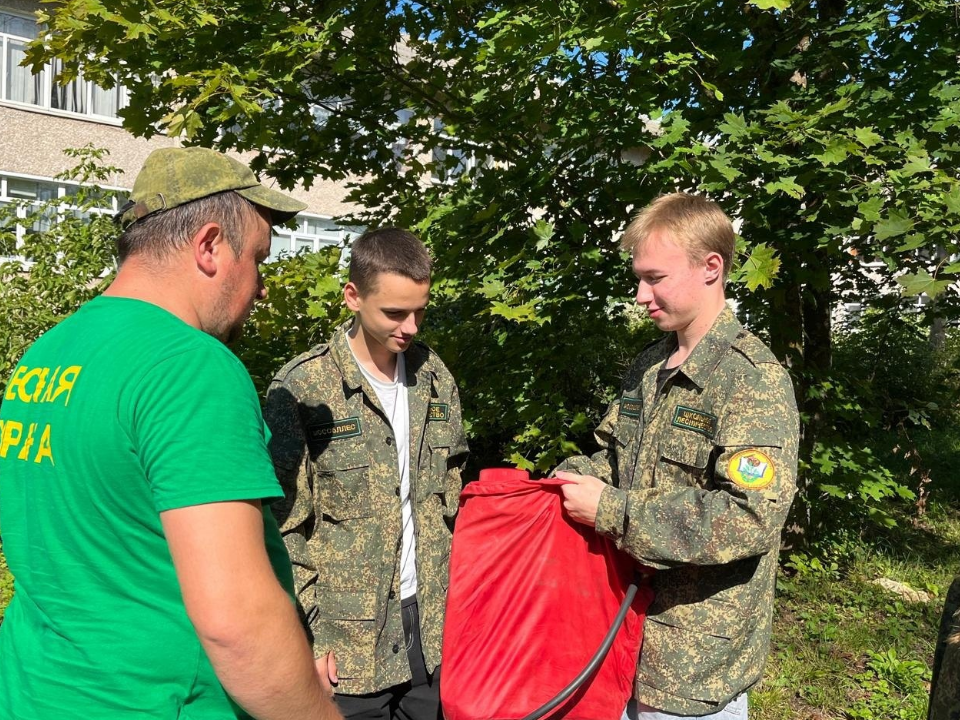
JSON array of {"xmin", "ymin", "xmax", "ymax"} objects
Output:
[{"xmin": 0, "ymin": 296, "xmax": 295, "ymax": 719}]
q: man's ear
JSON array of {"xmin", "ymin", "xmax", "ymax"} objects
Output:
[
  {"xmin": 193, "ymin": 223, "xmax": 224, "ymax": 278},
  {"xmin": 344, "ymin": 281, "xmax": 362, "ymax": 312},
  {"xmin": 703, "ymin": 251, "xmax": 724, "ymax": 285}
]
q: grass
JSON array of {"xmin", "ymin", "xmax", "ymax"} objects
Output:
[{"xmin": 753, "ymin": 498, "xmax": 959, "ymax": 720}]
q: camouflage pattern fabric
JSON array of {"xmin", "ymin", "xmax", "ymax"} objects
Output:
[
  {"xmin": 263, "ymin": 322, "xmax": 468, "ymax": 695},
  {"xmin": 117, "ymin": 146, "xmax": 305, "ymax": 228},
  {"xmin": 558, "ymin": 306, "xmax": 799, "ymax": 716},
  {"xmin": 930, "ymin": 574, "xmax": 960, "ymax": 720}
]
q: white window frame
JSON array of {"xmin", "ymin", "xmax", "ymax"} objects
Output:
[
  {"xmin": 0, "ymin": 7, "xmax": 128, "ymax": 124},
  {"xmin": 430, "ymin": 118, "xmax": 485, "ymax": 184},
  {"xmin": 0, "ymin": 171, "xmax": 124, "ymax": 263},
  {"xmin": 268, "ymin": 213, "xmax": 358, "ymax": 262}
]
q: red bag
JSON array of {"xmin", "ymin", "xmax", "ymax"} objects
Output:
[{"xmin": 441, "ymin": 469, "xmax": 653, "ymax": 720}]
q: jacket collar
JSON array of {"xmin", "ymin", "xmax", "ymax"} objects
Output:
[
  {"xmin": 330, "ymin": 319, "xmax": 431, "ymax": 393},
  {"xmin": 330, "ymin": 320, "xmax": 367, "ymax": 393}
]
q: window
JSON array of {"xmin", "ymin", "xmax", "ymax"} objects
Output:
[
  {"xmin": 268, "ymin": 214, "xmax": 359, "ymax": 262},
  {"xmin": 431, "ymin": 118, "xmax": 481, "ymax": 183},
  {"xmin": 0, "ymin": 173, "xmax": 121, "ymax": 261},
  {"xmin": 0, "ymin": 9, "xmax": 128, "ymax": 121}
]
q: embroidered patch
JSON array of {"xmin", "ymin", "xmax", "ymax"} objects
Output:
[
  {"xmin": 728, "ymin": 449, "xmax": 775, "ymax": 490},
  {"xmin": 672, "ymin": 406, "xmax": 718, "ymax": 439},
  {"xmin": 310, "ymin": 417, "xmax": 362, "ymax": 441},
  {"xmin": 619, "ymin": 396, "xmax": 642, "ymax": 419},
  {"xmin": 428, "ymin": 403, "xmax": 450, "ymax": 422}
]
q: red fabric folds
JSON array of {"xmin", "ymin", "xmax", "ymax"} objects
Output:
[{"xmin": 441, "ymin": 468, "xmax": 653, "ymax": 720}]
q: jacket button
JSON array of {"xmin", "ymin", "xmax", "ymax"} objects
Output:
[
  {"xmin": 388, "ymin": 589, "xmax": 396, "ymax": 599},
  {"xmin": 385, "ymin": 436, "xmax": 394, "ymax": 446},
  {"xmin": 395, "ymin": 486, "xmax": 400, "ymax": 497},
  {"xmin": 392, "ymin": 643, "xmax": 400, "ymax": 654}
]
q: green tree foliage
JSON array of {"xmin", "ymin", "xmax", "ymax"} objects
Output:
[
  {"xmin": 233, "ymin": 246, "xmax": 351, "ymax": 393},
  {"xmin": 0, "ymin": 146, "xmax": 120, "ymax": 384},
  {"xmin": 24, "ymin": 0, "xmax": 960, "ymax": 532}
]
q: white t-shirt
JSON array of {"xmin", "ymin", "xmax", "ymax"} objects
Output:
[{"xmin": 352, "ymin": 349, "xmax": 418, "ymax": 599}]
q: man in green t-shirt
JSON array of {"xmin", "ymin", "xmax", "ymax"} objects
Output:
[{"xmin": 0, "ymin": 148, "xmax": 343, "ymax": 720}]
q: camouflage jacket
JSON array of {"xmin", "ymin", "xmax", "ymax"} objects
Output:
[
  {"xmin": 263, "ymin": 322, "xmax": 468, "ymax": 694},
  {"xmin": 559, "ymin": 306, "xmax": 799, "ymax": 715},
  {"xmin": 929, "ymin": 574, "xmax": 960, "ymax": 720}
]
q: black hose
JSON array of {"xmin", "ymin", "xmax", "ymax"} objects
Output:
[{"xmin": 517, "ymin": 579, "xmax": 640, "ymax": 720}]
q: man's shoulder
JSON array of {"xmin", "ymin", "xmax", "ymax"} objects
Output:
[
  {"xmin": 719, "ymin": 330, "xmax": 797, "ymax": 411},
  {"xmin": 730, "ymin": 329, "xmax": 781, "ymax": 368}
]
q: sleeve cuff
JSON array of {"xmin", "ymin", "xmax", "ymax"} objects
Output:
[{"xmin": 595, "ymin": 485, "xmax": 627, "ymax": 544}]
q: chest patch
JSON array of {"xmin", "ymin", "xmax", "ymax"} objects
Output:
[
  {"xmin": 671, "ymin": 406, "xmax": 718, "ymax": 439},
  {"xmin": 428, "ymin": 403, "xmax": 450, "ymax": 422},
  {"xmin": 728, "ymin": 449, "xmax": 775, "ymax": 490},
  {"xmin": 309, "ymin": 416, "xmax": 362, "ymax": 441},
  {"xmin": 619, "ymin": 396, "xmax": 642, "ymax": 418}
]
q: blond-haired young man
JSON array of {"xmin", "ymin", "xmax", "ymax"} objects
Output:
[{"xmin": 557, "ymin": 193, "xmax": 799, "ymax": 719}]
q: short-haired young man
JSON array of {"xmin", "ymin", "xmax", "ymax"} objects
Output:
[
  {"xmin": 264, "ymin": 227, "xmax": 468, "ymax": 720},
  {"xmin": 0, "ymin": 147, "xmax": 341, "ymax": 720},
  {"xmin": 556, "ymin": 193, "xmax": 799, "ymax": 719}
]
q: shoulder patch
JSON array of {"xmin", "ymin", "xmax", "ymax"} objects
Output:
[
  {"xmin": 728, "ymin": 449, "xmax": 775, "ymax": 490},
  {"xmin": 672, "ymin": 406, "xmax": 717, "ymax": 439},
  {"xmin": 309, "ymin": 416, "xmax": 362, "ymax": 441},
  {"xmin": 428, "ymin": 402, "xmax": 450, "ymax": 421}
]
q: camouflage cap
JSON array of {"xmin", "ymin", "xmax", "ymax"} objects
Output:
[{"xmin": 116, "ymin": 147, "xmax": 307, "ymax": 229}]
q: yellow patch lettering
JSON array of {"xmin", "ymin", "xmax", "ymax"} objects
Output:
[
  {"xmin": 34, "ymin": 424, "xmax": 54, "ymax": 465},
  {"xmin": 50, "ymin": 365, "xmax": 82, "ymax": 407},
  {"xmin": 5, "ymin": 366, "xmax": 29, "ymax": 402},
  {"xmin": 0, "ymin": 419, "xmax": 23, "ymax": 458},
  {"xmin": 17, "ymin": 423, "xmax": 37, "ymax": 461}
]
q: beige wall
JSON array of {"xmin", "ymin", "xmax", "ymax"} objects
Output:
[
  {"xmin": 0, "ymin": 104, "xmax": 178, "ymax": 187},
  {"xmin": 0, "ymin": 102, "xmax": 362, "ymax": 218}
]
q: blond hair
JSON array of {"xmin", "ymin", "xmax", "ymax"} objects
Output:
[{"xmin": 620, "ymin": 193, "xmax": 735, "ymax": 281}]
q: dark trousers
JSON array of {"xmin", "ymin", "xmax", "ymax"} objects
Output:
[{"xmin": 335, "ymin": 597, "xmax": 441, "ymax": 720}]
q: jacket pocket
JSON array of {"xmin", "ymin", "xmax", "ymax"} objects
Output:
[
  {"xmin": 318, "ymin": 463, "xmax": 372, "ymax": 520},
  {"xmin": 417, "ymin": 442, "xmax": 450, "ymax": 500},
  {"xmin": 313, "ymin": 589, "xmax": 378, "ymax": 681},
  {"xmin": 656, "ymin": 434, "xmax": 713, "ymax": 487}
]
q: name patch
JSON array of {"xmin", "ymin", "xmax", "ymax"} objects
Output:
[
  {"xmin": 671, "ymin": 406, "xmax": 717, "ymax": 439},
  {"xmin": 311, "ymin": 417, "xmax": 362, "ymax": 440},
  {"xmin": 619, "ymin": 396, "xmax": 642, "ymax": 419},
  {"xmin": 428, "ymin": 403, "xmax": 450, "ymax": 422}
]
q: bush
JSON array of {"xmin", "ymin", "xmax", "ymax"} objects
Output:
[{"xmin": 800, "ymin": 309, "xmax": 960, "ymax": 536}]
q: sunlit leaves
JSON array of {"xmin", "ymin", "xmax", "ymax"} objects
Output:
[
  {"xmin": 897, "ymin": 270, "xmax": 952, "ymax": 299},
  {"xmin": 738, "ymin": 244, "xmax": 782, "ymax": 292},
  {"xmin": 874, "ymin": 211, "xmax": 915, "ymax": 242}
]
